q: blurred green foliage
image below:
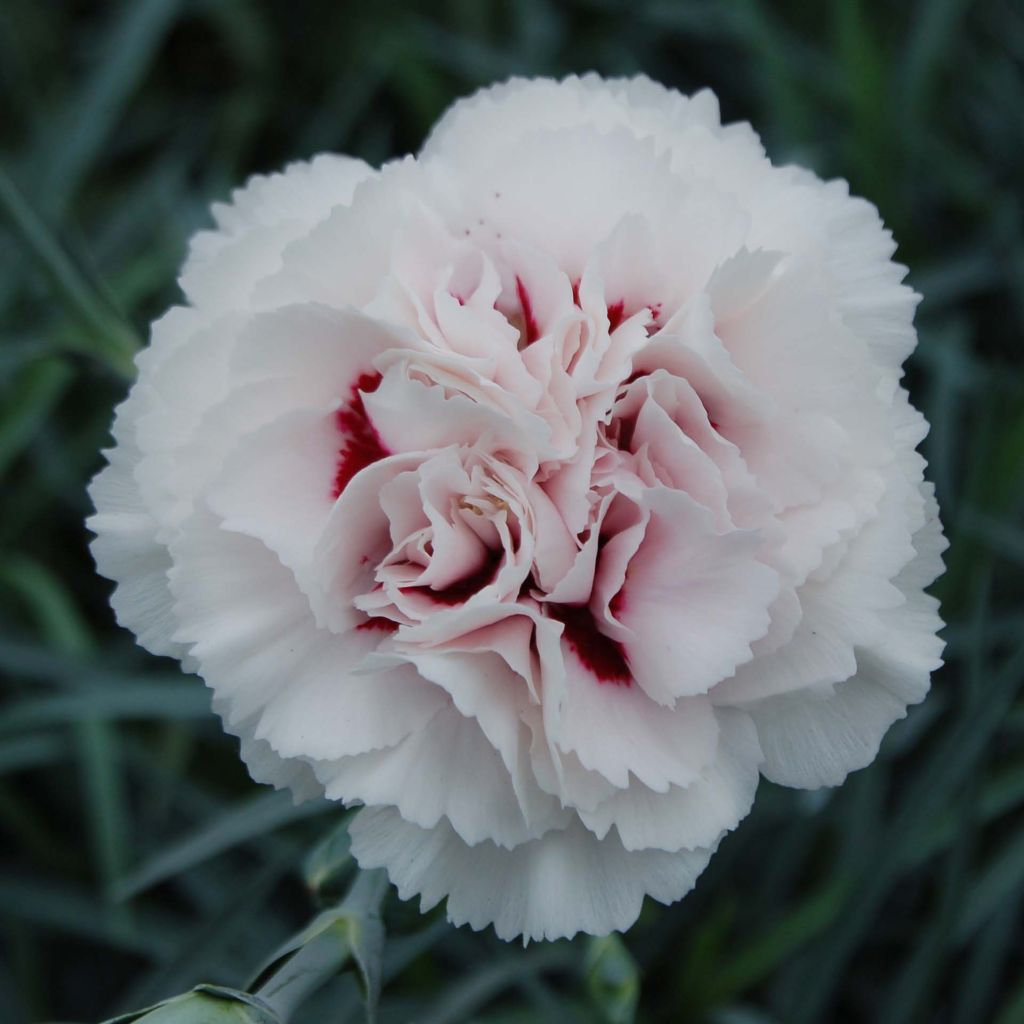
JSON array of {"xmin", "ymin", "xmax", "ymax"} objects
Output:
[{"xmin": 0, "ymin": 1, "xmax": 1022, "ymax": 1021}]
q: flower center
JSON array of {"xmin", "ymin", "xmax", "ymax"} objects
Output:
[{"xmin": 402, "ymin": 545, "xmax": 504, "ymax": 606}]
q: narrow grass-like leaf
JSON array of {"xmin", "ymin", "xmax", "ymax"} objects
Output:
[
  {"xmin": 0, "ymin": 167, "xmax": 139, "ymax": 376},
  {"xmin": 117, "ymin": 846, "xmax": 297, "ymax": 1011},
  {"xmin": 952, "ymin": 893, "xmax": 1021, "ymax": 1024},
  {"xmin": 712, "ymin": 875, "xmax": 852, "ymax": 1003},
  {"xmin": 784, "ymin": 632, "xmax": 1024, "ymax": 1022},
  {"xmin": 252, "ymin": 868, "xmax": 388, "ymax": 1023},
  {"xmin": 879, "ymin": 785, "xmax": 976, "ymax": 1024},
  {"xmin": 416, "ymin": 947, "xmax": 577, "ymax": 1024},
  {"xmin": 0, "ymin": 554, "xmax": 93, "ymax": 654},
  {"xmin": 0, "ymin": 733, "xmax": 64, "ymax": 775},
  {"xmin": 953, "ymin": 827, "xmax": 1024, "ymax": 942},
  {"xmin": 0, "ymin": 876, "xmax": 182, "ymax": 958},
  {"xmin": 32, "ymin": 0, "xmax": 185, "ymax": 220},
  {"xmin": 0, "ymin": 357, "xmax": 74, "ymax": 477},
  {"xmin": 114, "ymin": 790, "xmax": 330, "ymax": 901},
  {"xmin": 0, "ymin": 682, "xmax": 213, "ymax": 731}
]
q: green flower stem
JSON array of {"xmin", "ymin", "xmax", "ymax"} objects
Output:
[
  {"xmin": 100, "ymin": 866, "xmax": 390, "ymax": 1024},
  {"xmin": 250, "ymin": 867, "xmax": 389, "ymax": 1023}
]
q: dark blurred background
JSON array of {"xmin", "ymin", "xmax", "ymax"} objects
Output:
[{"xmin": 1, "ymin": 2, "xmax": 1022, "ymax": 1022}]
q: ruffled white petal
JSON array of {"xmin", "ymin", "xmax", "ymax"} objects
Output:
[
  {"xmin": 170, "ymin": 508, "xmax": 448, "ymax": 761},
  {"xmin": 578, "ymin": 708, "xmax": 762, "ymax": 851},
  {"xmin": 741, "ymin": 490, "xmax": 945, "ymax": 788},
  {"xmin": 349, "ymin": 806, "xmax": 714, "ymax": 943},
  {"xmin": 87, "ymin": 387, "xmax": 188, "ymax": 662},
  {"xmin": 315, "ymin": 703, "xmax": 566, "ymax": 849},
  {"xmin": 181, "ymin": 154, "xmax": 373, "ymax": 312}
]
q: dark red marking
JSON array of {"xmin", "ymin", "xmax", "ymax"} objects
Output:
[
  {"xmin": 405, "ymin": 547, "xmax": 502, "ymax": 606},
  {"xmin": 356, "ymin": 617, "xmax": 399, "ymax": 634},
  {"xmin": 609, "ymin": 588, "xmax": 626, "ymax": 619},
  {"xmin": 515, "ymin": 276, "xmax": 541, "ymax": 346},
  {"xmin": 549, "ymin": 604, "xmax": 631, "ymax": 685},
  {"xmin": 571, "ymin": 278, "xmax": 582, "ymax": 307},
  {"xmin": 616, "ymin": 413, "xmax": 638, "ymax": 452},
  {"xmin": 332, "ymin": 371, "xmax": 389, "ymax": 498},
  {"xmin": 606, "ymin": 300, "xmax": 626, "ymax": 333},
  {"xmin": 645, "ymin": 303, "xmax": 662, "ymax": 336}
]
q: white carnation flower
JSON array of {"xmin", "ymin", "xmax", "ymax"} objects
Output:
[{"xmin": 88, "ymin": 74, "xmax": 946, "ymax": 942}]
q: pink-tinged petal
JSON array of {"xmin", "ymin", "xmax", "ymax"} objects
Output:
[
  {"xmin": 377, "ymin": 467, "xmax": 431, "ymax": 547},
  {"xmin": 406, "ymin": 623, "xmax": 538, "ymax": 754},
  {"xmin": 614, "ymin": 488, "xmax": 777, "ymax": 703},
  {"xmin": 362, "ymin": 364, "xmax": 550, "ymax": 465},
  {"xmin": 375, "ymin": 202, "xmax": 479, "ymax": 345},
  {"xmin": 575, "ymin": 215, "xmax": 666, "ymax": 330},
  {"xmin": 498, "ymin": 240, "xmax": 578, "ymax": 347},
  {"xmin": 616, "ymin": 378, "xmax": 733, "ymax": 527},
  {"xmin": 539, "ymin": 494, "xmax": 609, "ymax": 604},
  {"xmin": 169, "ymin": 507, "xmax": 447, "ymax": 762},
  {"xmin": 205, "ymin": 408, "xmax": 342, "ymax": 579},
  {"xmin": 389, "ymin": 591, "xmax": 532, "ymax": 647},
  {"xmin": 524, "ymin": 480, "xmax": 578, "ymax": 591},
  {"xmin": 540, "ymin": 397, "xmax": 603, "ymax": 535},
  {"xmin": 525, "ymin": 710, "xmax": 620, "ymax": 812},
  {"xmin": 393, "ymin": 347, "xmax": 548, "ymax": 438},
  {"xmin": 350, "ymin": 807, "xmax": 714, "ymax": 943},
  {"xmin": 712, "ymin": 256, "xmax": 891, "ymax": 503},
  {"xmin": 317, "ymin": 703, "xmax": 566, "ymax": 849},
  {"xmin": 711, "ymin": 583, "xmax": 860, "ymax": 706},
  {"xmin": 437, "ymin": 124, "xmax": 672, "ymax": 278},
  {"xmin": 589, "ymin": 498, "xmax": 648, "ymax": 645},
  {"xmin": 548, "ymin": 632, "xmax": 720, "ymax": 790},
  {"xmin": 229, "ymin": 302, "xmax": 423, "ymax": 408},
  {"xmin": 148, "ymin": 373, "xmax": 331, "ymax": 536},
  {"xmin": 744, "ymin": 173, "xmax": 920, "ymax": 373},
  {"xmin": 404, "ymin": 513, "xmax": 490, "ymax": 595},
  {"xmin": 308, "ymin": 453, "xmax": 430, "ymax": 634},
  {"xmin": 579, "ymin": 708, "xmax": 762, "ymax": 851},
  {"xmin": 515, "ymin": 275, "xmax": 541, "ymax": 345}
]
